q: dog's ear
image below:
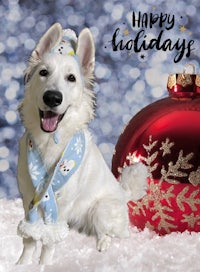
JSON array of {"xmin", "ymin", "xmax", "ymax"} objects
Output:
[
  {"xmin": 76, "ymin": 28, "xmax": 95, "ymax": 84},
  {"xmin": 31, "ymin": 23, "xmax": 62, "ymax": 62},
  {"xmin": 24, "ymin": 23, "xmax": 62, "ymax": 84}
]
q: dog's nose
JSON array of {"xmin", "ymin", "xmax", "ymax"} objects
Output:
[{"xmin": 43, "ymin": 90, "xmax": 63, "ymax": 107}]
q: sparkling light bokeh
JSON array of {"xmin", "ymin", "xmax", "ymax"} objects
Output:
[{"xmin": 0, "ymin": 0, "xmax": 200, "ymax": 198}]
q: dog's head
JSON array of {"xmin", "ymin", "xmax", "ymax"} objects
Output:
[{"xmin": 20, "ymin": 23, "xmax": 95, "ymax": 135}]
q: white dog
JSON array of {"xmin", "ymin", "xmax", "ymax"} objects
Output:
[{"xmin": 17, "ymin": 23, "xmax": 147, "ymax": 264}]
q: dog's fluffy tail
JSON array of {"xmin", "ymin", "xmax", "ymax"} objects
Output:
[{"xmin": 119, "ymin": 162, "xmax": 148, "ymax": 201}]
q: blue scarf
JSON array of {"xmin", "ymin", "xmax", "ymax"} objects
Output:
[{"xmin": 27, "ymin": 131, "xmax": 85, "ymax": 224}]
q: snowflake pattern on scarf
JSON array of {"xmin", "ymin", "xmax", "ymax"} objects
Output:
[{"xmin": 27, "ymin": 131, "xmax": 85, "ymax": 224}]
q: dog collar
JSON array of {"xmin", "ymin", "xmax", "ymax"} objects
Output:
[{"xmin": 26, "ymin": 130, "xmax": 85, "ymax": 224}]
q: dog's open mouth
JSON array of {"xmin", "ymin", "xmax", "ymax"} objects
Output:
[{"xmin": 39, "ymin": 110, "xmax": 64, "ymax": 132}]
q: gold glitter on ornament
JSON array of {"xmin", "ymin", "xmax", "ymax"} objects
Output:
[
  {"xmin": 127, "ymin": 135, "xmax": 200, "ymax": 233},
  {"xmin": 143, "ymin": 136, "xmax": 158, "ymax": 178},
  {"xmin": 177, "ymin": 74, "xmax": 193, "ymax": 87},
  {"xmin": 120, "ymin": 135, "xmax": 200, "ymax": 233},
  {"xmin": 129, "ymin": 198, "xmax": 147, "ymax": 216},
  {"xmin": 126, "ymin": 151, "xmax": 140, "ymax": 164},
  {"xmin": 161, "ymin": 150, "xmax": 193, "ymax": 184},
  {"xmin": 195, "ymin": 75, "xmax": 200, "ymax": 87},
  {"xmin": 160, "ymin": 138, "xmax": 174, "ymax": 156},
  {"xmin": 145, "ymin": 221, "xmax": 155, "ymax": 231},
  {"xmin": 167, "ymin": 74, "xmax": 176, "ymax": 89},
  {"xmin": 189, "ymin": 166, "xmax": 200, "ymax": 186},
  {"xmin": 181, "ymin": 213, "xmax": 200, "ymax": 228},
  {"xmin": 152, "ymin": 204, "xmax": 176, "ymax": 233},
  {"xmin": 176, "ymin": 186, "xmax": 200, "ymax": 212}
]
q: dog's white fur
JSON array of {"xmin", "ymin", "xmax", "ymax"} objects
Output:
[{"xmin": 17, "ymin": 23, "xmax": 147, "ymax": 264}]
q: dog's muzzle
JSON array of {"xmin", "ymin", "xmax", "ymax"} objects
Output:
[{"xmin": 39, "ymin": 90, "xmax": 65, "ymax": 133}]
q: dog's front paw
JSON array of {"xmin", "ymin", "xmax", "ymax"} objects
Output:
[{"xmin": 97, "ymin": 235, "xmax": 111, "ymax": 252}]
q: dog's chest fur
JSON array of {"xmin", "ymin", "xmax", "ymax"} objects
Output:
[{"xmin": 34, "ymin": 133, "xmax": 73, "ymax": 172}]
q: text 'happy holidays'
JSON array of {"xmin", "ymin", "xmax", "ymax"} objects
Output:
[{"xmin": 111, "ymin": 11, "xmax": 195, "ymax": 63}]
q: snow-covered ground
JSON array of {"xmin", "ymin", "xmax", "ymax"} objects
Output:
[{"xmin": 1, "ymin": 199, "xmax": 200, "ymax": 272}]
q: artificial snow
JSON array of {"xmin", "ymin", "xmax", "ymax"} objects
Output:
[{"xmin": 1, "ymin": 199, "xmax": 200, "ymax": 272}]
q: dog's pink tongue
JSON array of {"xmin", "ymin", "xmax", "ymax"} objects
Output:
[{"xmin": 41, "ymin": 111, "xmax": 59, "ymax": 132}]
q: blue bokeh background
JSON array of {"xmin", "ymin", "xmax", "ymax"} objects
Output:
[{"xmin": 0, "ymin": 0, "xmax": 200, "ymax": 198}]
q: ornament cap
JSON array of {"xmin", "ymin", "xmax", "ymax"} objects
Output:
[{"xmin": 167, "ymin": 64, "xmax": 200, "ymax": 99}]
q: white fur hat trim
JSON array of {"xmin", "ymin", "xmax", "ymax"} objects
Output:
[{"xmin": 18, "ymin": 219, "xmax": 69, "ymax": 244}]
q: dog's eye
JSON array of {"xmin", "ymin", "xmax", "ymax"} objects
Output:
[
  {"xmin": 39, "ymin": 69, "xmax": 49, "ymax": 77},
  {"xmin": 67, "ymin": 74, "xmax": 76, "ymax": 82}
]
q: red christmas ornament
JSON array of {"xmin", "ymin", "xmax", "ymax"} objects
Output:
[{"xmin": 112, "ymin": 64, "xmax": 200, "ymax": 235}]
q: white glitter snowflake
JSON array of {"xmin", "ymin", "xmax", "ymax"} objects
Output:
[
  {"xmin": 74, "ymin": 137, "xmax": 83, "ymax": 155},
  {"xmin": 28, "ymin": 162, "xmax": 40, "ymax": 180}
]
